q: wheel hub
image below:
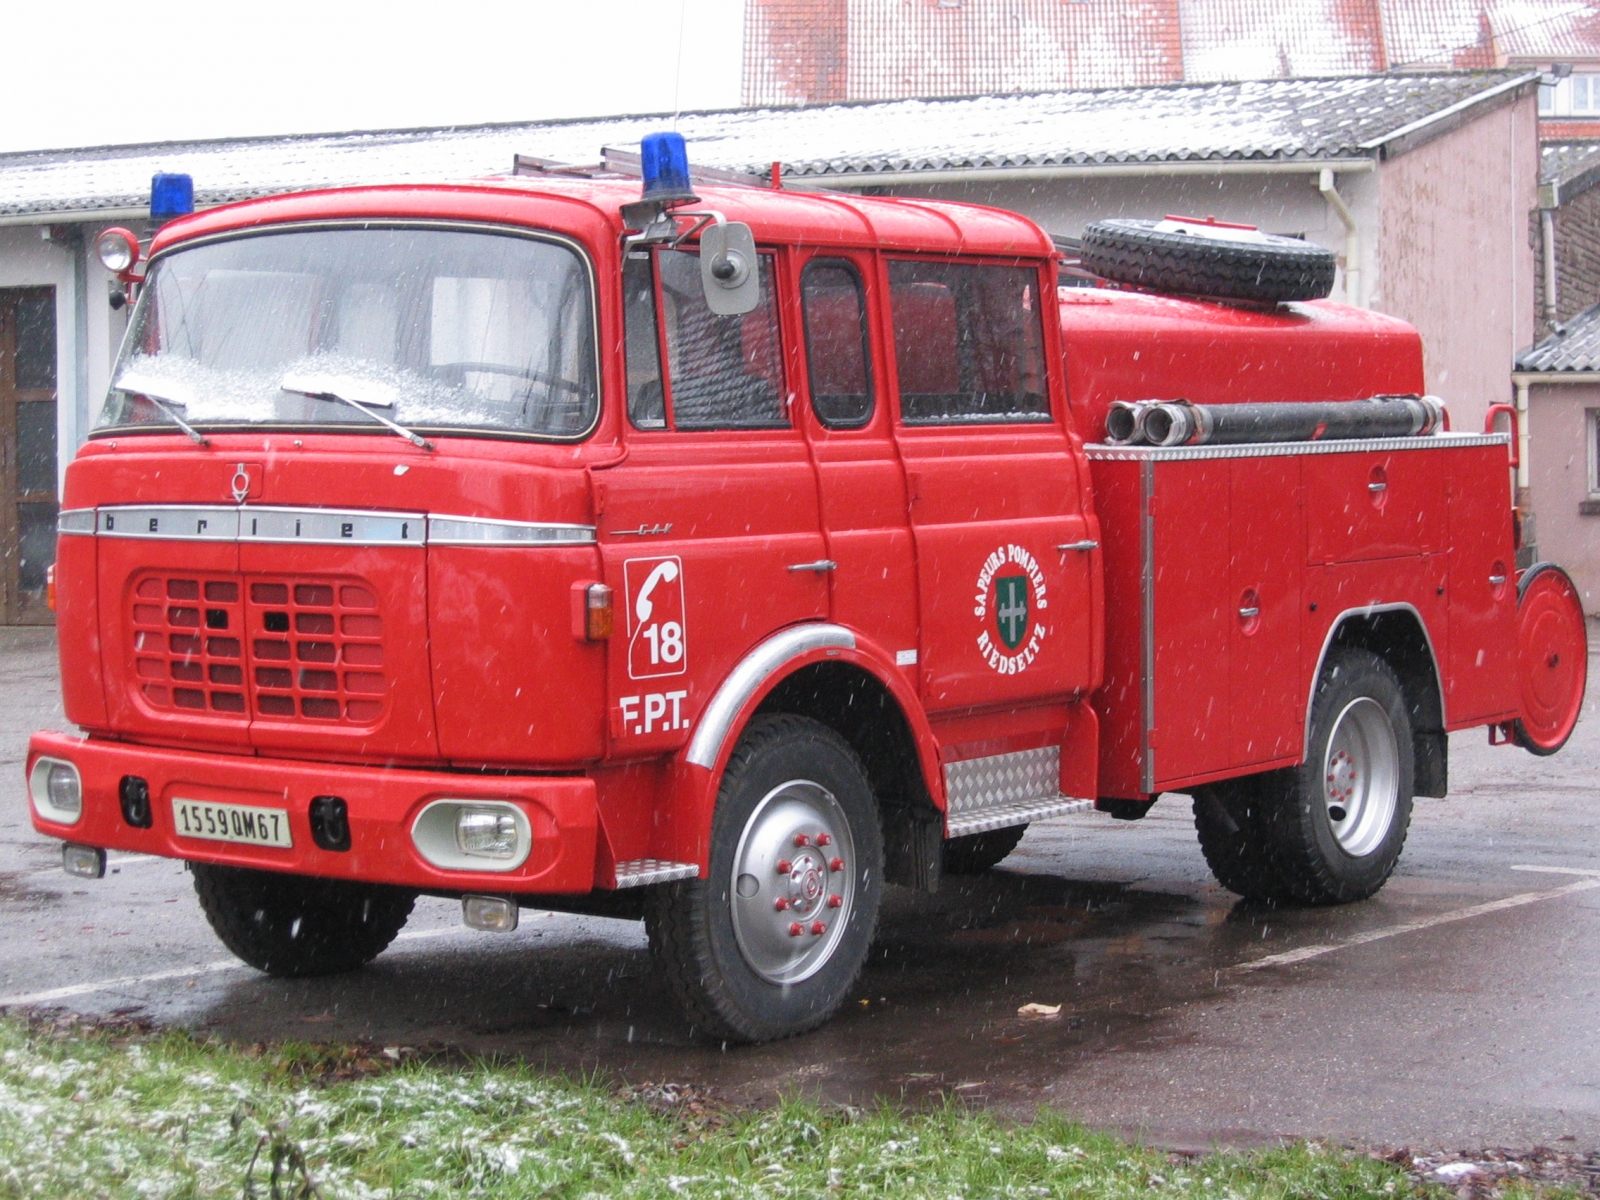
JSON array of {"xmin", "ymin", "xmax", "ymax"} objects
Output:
[
  {"xmin": 730, "ymin": 781, "xmax": 854, "ymax": 985},
  {"xmin": 1321, "ymin": 696, "xmax": 1399, "ymax": 858}
]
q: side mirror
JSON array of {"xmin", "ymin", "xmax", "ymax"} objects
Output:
[{"xmin": 700, "ymin": 221, "xmax": 760, "ymax": 315}]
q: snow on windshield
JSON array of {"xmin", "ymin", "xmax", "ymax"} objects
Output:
[{"xmin": 100, "ymin": 226, "xmax": 598, "ymax": 439}]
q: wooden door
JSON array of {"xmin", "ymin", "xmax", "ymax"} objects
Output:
[{"xmin": 0, "ymin": 287, "xmax": 57, "ymax": 625}]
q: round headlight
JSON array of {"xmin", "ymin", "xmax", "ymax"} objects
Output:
[{"xmin": 95, "ymin": 228, "xmax": 139, "ymax": 274}]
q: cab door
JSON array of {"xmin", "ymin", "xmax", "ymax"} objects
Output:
[
  {"xmin": 885, "ymin": 257, "xmax": 1098, "ymax": 713},
  {"xmin": 792, "ymin": 252, "xmax": 919, "ymax": 675},
  {"xmin": 595, "ymin": 245, "xmax": 828, "ymax": 760}
]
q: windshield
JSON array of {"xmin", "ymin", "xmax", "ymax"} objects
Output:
[{"xmin": 99, "ymin": 226, "xmax": 598, "ymax": 439}]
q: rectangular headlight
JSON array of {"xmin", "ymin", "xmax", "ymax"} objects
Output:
[{"xmin": 456, "ymin": 807, "xmax": 519, "ymax": 859}]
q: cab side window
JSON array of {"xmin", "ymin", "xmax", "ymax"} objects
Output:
[
  {"xmin": 623, "ymin": 253, "xmax": 666, "ymax": 429},
  {"xmin": 659, "ymin": 248, "xmax": 786, "ymax": 430},
  {"xmin": 887, "ymin": 259, "xmax": 1049, "ymax": 425},
  {"xmin": 801, "ymin": 260, "xmax": 872, "ymax": 429}
]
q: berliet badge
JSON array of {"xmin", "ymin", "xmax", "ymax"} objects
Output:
[{"xmin": 230, "ymin": 464, "xmax": 251, "ymax": 504}]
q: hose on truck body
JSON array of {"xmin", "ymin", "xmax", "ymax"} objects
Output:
[{"xmin": 1103, "ymin": 395, "xmax": 1447, "ymax": 448}]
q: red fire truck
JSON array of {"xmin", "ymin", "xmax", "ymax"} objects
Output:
[{"xmin": 27, "ymin": 137, "xmax": 1588, "ymax": 1042}]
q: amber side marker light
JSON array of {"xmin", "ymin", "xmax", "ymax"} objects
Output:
[
  {"xmin": 45, "ymin": 563, "xmax": 55, "ymax": 611},
  {"xmin": 585, "ymin": 583, "xmax": 614, "ymax": 640}
]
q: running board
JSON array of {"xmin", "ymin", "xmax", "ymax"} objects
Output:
[
  {"xmin": 612, "ymin": 858, "xmax": 700, "ymax": 888},
  {"xmin": 945, "ymin": 797, "xmax": 1095, "ymax": 838}
]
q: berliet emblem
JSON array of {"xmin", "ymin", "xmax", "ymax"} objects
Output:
[
  {"xmin": 230, "ymin": 464, "xmax": 251, "ymax": 504},
  {"xmin": 974, "ymin": 544, "xmax": 1049, "ymax": 675}
]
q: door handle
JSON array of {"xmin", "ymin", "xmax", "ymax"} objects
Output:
[
  {"xmin": 1238, "ymin": 606, "xmax": 1261, "ymax": 619},
  {"xmin": 788, "ymin": 560, "xmax": 837, "ymax": 573},
  {"xmin": 1367, "ymin": 481, "xmax": 1387, "ymax": 492},
  {"xmin": 1488, "ymin": 574, "xmax": 1507, "ymax": 587},
  {"xmin": 1057, "ymin": 540, "xmax": 1100, "ymax": 552}
]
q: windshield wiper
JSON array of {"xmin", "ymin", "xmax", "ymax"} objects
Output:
[
  {"xmin": 279, "ymin": 372, "xmax": 434, "ymax": 452},
  {"xmin": 113, "ymin": 379, "xmax": 208, "ymax": 446}
]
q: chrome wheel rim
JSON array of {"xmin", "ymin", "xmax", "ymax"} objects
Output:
[
  {"xmin": 1322, "ymin": 696, "xmax": 1399, "ymax": 857},
  {"xmin": 729, "ymin": 779, "xmax": 855, "ymax": 986}
]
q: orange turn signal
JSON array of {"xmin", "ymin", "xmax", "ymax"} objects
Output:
[
  {"xmin": 585, "ymin": 582, "xmax": 613, "ymax": 640},
  {"xmin": 46, "ymin": 563, "xmax": 55, "ymax": 612}
]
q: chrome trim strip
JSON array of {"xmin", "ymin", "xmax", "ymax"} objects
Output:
[
  {"xmin": 56, "ymin": 509, "xmax": 96, "ymax": 536},
  {"xmin": 239, "ymin": 506, "xmax": 423, "ymax": 545},
  {"xmin": 612, "ymin": 858, "xmax": 700, "ymax": 888},
  {"xmin": 428, "ymin": 515, "xmax": 597, "ymax": 546},
  {"xmin": 685, "ymin": 624, "xmax": 858, "ymax": 770},
  {"xmin": 98, "ymin": 505, "xmax": 239, "ymax": 540},
  {"xmin": 945, "ymin": 796, "xmax": 1094, "ymax": 838},
  {"xmin": 1086, "ymin": 432, "xmax": 1507, "ymax": 461},
  {"xmin": 1304, "ymin": 601, "xmax": 1447, "ymax": 756}
]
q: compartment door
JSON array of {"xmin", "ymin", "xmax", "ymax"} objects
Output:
[
  {"xmin": 1228, "ymin": 456, "xmax": 1304, "ymax": 767},
  {"xmin": 1444, "ymin": 446, "xmax": 1519, "ymax": 725}
]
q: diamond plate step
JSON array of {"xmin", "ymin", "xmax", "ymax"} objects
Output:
[
  {"xmin": 612, "ymin": 858, "xmax": 699, "ymax": 888},
  {"xmin": 945, "ymin": 796, "xmax": 1095, "ymax": 838}
]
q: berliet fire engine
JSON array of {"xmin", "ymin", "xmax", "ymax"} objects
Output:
[{"xmin": 27, "ymin": 135, "xmax": 1589, "ymax": 1042}]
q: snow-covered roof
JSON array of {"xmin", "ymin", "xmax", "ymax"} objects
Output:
[
  {"xmin": 0, "ymin": 70, "xmax": 1532, "ymax": 223},
  {"xmin": 1517, "ymin": 301, "xmax": 1600, "ymax": 370},
  {"xmin": 1540, "ymin": 139, "xmax": 1600, "ymax": 201}
]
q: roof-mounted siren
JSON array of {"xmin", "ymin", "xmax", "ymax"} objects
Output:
[
  {"xmin": 150, "ymin": 172, "xmax": 194, "ymax": 223},
  {"xmin": 622, "ymin": 132, "xmax": 760, "ymax": 317}
]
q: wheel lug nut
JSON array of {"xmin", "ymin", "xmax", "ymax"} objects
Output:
[
  {"xmin": 827, "ymin": 894, "xmax": 843, "ymax": 908},
  {"xmin": 816, "ymin": 832, "xmax": 832, "ymax": 846},
  {"xmin": 829, "ymin": 858, "xmax": 845, "ymax": 872},
  {"xmin": 788, "ymin": 922, "xmax": 804, "ymax": 937},
  {"xmin": 776, "ymin": 860, "xmax": 792, "ymax": 874},
  {"xmin": 810, "ymin": 921, "xmax": 826, "ymax": 935},
  {"xmin": 794, "ymin": 833, "xmax": 810, "ymax": 847},
  {"xmin": 774, "ymin": 897, "xmax": 790, "ymax": 911}
]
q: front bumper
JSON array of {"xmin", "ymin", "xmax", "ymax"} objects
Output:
[{"xmin": 26, "ymin": 731, "xmax": 598, "ymax": 893}]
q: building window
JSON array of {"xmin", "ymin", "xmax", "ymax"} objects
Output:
[{"xmin": 1539, "ymin": 73, "xmax": 1600, "ymax": 117}]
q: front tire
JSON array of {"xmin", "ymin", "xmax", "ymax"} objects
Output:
[
  {"xmin": 645, "ymin": 715, "xmax": 883, "ymax": 1043},
  {"xmin": 191, "ymin": 864, "xmax": 415, "ymax": 977}
]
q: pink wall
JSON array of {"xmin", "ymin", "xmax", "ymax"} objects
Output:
[
  {"xmin": 1528, "ymin": 382, "xmax": 1600, "ymax": 612},
  {"xmin": 1377, "ymin": 95, "xmax": 1538, "ymax": 435}
]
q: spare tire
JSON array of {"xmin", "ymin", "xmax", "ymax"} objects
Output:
[{"xmin": 1080, "ymin": 217, "xmax": 1337, "ymax": 303}]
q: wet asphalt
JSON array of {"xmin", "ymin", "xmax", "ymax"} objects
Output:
[{"xmin": 3, "ymin": 625, "xmax": 1599, "ymax": 1152}]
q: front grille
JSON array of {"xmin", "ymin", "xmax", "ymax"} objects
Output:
[{"xmin": 130, "ymin": 573, "xmax": 387, "ymax": 725}]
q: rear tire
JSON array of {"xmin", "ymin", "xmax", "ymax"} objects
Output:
[
  {"xmin": 1192, "ymin": 777, "xmax": 1285, "ymax": 901},
  {"xmin": 191, "ymin": 863, "xmax": 415, "ymax": 977},
  {"xmin": 1194, "ymin": 648, "xmax": 1413, "ymax": 904},
  {"xmin": 645, "ymin": 715, "xmax": 883, "ymax": 1043},
  {"xmin": 941, "ymin": 824, "xmax": 1027, "ymax": 875}
]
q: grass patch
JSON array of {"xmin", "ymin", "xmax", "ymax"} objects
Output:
[{"xmin": 0, "ymin": 1014, "xmax": 1576, "ymax": 1199}]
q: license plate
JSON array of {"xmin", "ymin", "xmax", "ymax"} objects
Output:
[{"xmin": 172, "ymin": 798, "xmax": 293, "ymax": 848}]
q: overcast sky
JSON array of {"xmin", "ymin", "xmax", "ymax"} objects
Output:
[{"xmin": 4, "ymin": 0, "xmax": 747, "ymax": 154}]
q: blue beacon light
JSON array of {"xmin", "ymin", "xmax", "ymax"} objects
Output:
[
  {"xmin": 150, "ymin": 173, "xmax": 195, "ymax": 220},
  {"xmin": 639, "ymin": 132, "xmax": 697, "ymax": 206}
]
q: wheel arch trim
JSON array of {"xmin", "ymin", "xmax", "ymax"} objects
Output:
[
  {"xmin": 1305, "ymin": 601, "xmax": 1445, "ymax": 758},
  {"xmin": 685, "ymin": 623, "xmax": 857, "ymax": 770}
]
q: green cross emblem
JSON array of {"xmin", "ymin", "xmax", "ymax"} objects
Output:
[{"xmin": 995, "ymin": 575, "xmax": 1029, "ymax": 650}]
